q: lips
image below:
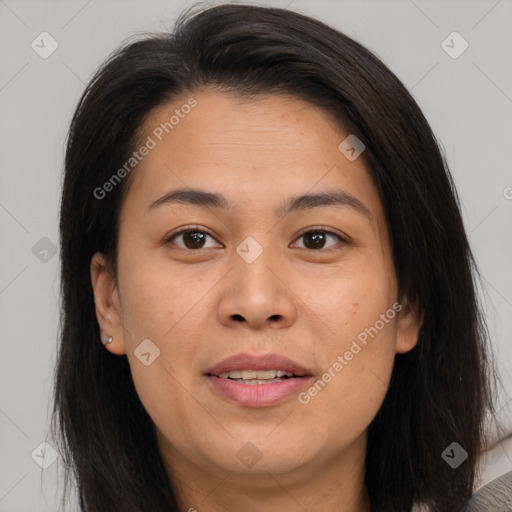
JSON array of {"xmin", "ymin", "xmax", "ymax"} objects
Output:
[
  {"xmin": 205, "ymin": 353, "xmax": 312, "ymax": 377},
  {"xmin": 205, "ymin": 353, "xmax": 314, "ymax": 407}
]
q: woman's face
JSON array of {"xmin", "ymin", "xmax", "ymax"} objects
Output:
[{"xmin": 91, "ymin": 89, "xmax": 421, "ymax": 499}]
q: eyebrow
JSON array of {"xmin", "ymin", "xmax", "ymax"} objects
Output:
[{"xmin": 146, "ymin": 187, "xmax": 372, "ymax": 221}]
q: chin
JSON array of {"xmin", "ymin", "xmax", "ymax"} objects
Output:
[{"xmin": 202, "ymin": 432, "xmax": 319, "ymax": 476}]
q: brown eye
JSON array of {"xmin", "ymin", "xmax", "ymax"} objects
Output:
[
  {"xmin": 167, "ymin": 229, "xmax": 222, "ymax": 250},
  {"xmin": 292, "ymin": 230, "xmax": 345, "ymax": 251}
]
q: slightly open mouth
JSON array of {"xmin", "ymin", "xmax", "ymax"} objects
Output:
[
  {"xmin": 207, "ymin": 369, "xmax": 309, "ymax": 385},
  {"xmin": 205, "ymin": 368, "xmax": 314, "ymax": 406},
  {"xmin": 217, "ymin": 376, "xmax": 298, "ymax": 385}
]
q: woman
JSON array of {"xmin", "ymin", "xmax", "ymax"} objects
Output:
[{"xmin": 51, "ymin": 3, "xmax": 498, "ymax": 511}]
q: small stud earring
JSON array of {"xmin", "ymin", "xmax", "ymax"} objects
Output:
[{"xmin": 105, "ymin": 336, "xmax": 113, "ymax": 345}]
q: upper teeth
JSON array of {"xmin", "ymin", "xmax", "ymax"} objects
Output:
[{"xmin": 219, "ymin": 370, "xmax": 293, "ymax": 380}]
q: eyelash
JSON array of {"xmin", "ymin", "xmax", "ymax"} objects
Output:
[{"xmin": 164, "ymin": 225, "xmax": 347, "ymax": 252}]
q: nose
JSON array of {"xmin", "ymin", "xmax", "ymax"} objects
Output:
[{"xmin": 216, "ymin": 240, "xmax": 297, "ymax": 330}]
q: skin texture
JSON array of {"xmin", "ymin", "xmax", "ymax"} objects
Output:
[{"xmin": 90, "ymin": 89, "xmax": 422, "ymax": 512}]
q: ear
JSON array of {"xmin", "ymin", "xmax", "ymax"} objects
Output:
[
  {"xmin": 395, "ymin": 298, "xmax": 424, "ymax": 354},
  {"xmin": 90, "ymin": 252, "xmax": 126, "ymax": 355}
]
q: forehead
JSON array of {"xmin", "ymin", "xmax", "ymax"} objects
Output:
[
  {"xmin": 123, "ymin": 89, "xmax": 384, "ymax": 227},
  {"xmin": 141, "ymin": 89, "xmax": 347, "ymax": 155}
]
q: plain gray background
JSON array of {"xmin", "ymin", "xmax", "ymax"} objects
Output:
[{"xmin": 0, "ymin": 0, "xmax": 511, "ymax": 510}]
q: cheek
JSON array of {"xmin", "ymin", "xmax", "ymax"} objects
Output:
[
  {"xmin": 296, "ymin": 272, "xmax": 398, "ymax": 426},
  {"xmin": 302, "ymin": 323, "xmax": 397, "ymax": 439},
  {"xmin": 296, "ymin": 265, "xmax": 396, "ymax": 344},
  {"xmin": 127, "ymin": 358, "xmax": 198, "ymax": 454},
  {"xmin": 117, "ymin": 250, "xmax": 204, "ymax": 343},
  {"xmin": 116, "ymin": 252, "xmax": 208, "ymax": 395}
]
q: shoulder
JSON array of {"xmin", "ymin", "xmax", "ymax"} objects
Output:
[
  {"xmin": 465, "ymin": 470, "xmax": 512, "ymax": 512},
  {"xmin": 410, "ymin": 470, "xmax": 512, "ymax": 512}
]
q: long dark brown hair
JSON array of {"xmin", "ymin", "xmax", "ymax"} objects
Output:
[{"xmin": 51, "ymin": 2, "xmax": 497, "ymax": 511}]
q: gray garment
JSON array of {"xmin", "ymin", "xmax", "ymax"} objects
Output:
[{"xmin": 464, "ymin": 470, "xmax": 512, "ymax": 512}]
